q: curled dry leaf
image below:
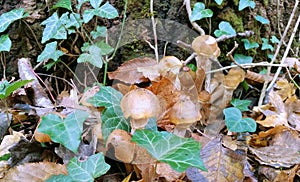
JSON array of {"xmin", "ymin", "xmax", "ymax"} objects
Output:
[
  {"xmin": 156, "ymin": 163, "xmax": 183, "ymax": 181},
  {"xmin": 108, "ymin": 57, "xmax": 157, "ymax": 84},
  {"xmin": 224, "ymin": 68, "xmax": 245, "ymax": 90},
  {"xmin": 249, "ymin": 127, "xmax": 300, "ymax": 168},
  {"xmin": 158, "ymin": 56, "xmax": 182, "ymax": 76},
  {"xmin": 121, "ymin": 88, "xmax": 160, "ymax": 131},
  {"xmin": 192, "ymin": 35, "xmax": 220, "ymax": 58},
  {"xmin": 274, "ymin": 79, "xmax": 295, "ymax": 100}
]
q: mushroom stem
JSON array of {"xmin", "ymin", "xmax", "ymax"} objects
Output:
[{"xmin": 130, "ymin": 118, "xmax": 149, "ymax": 135}]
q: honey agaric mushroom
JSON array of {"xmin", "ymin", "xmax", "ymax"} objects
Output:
[
  {"xmin": 121, "ymin": 88, "xmax": 160, "ymax": 134},
  {"xmin": 169, "ymin": 96, "xmax": 202, "ymax": 136}
]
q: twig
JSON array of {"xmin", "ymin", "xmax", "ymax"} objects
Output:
[
  {"xmin": 266, "ymin": 12, "xmax": 300, "ymax": 91},
  {"xmin": 258, "ymin": 0, "xmax": 299, "ymax": 106},
  {"xmin": 37, "ymin": 73, "xmax": 74, "ymax": 88},
  {"xmin": 206, "ymin": 62, "xmax": 287, "ymax": 74},
  {"xmin": 226, "ymin": 41, "xmax": 244, "ymax": 69},
  {"xmin": 216, "ymin": 31, "xmax": 254, "ymax": 42},
  {"xmin": 184, "ymin": 0, "xmax": 205, "ymax": 35},
  {"xmin": 285, "ymin": 67, "xmax": 300, "ymax": 90},
  {"xmin": 0, "ymin": 53, "xmax": 6, "ymax": 80},
  {"xmin": 183, "ymin": 52, "xmax": 197, "ymax": 65},
  {"xmin": 150, "ymin": 0, "xmax": 159, "ymax": 62},
  {"xmin": 177, "ymin": 40, "xmax": 193, "ymax": 51}
]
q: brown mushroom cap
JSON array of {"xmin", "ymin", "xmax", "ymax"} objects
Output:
[
  {"xmin": 169, "ymin": 97, "xmax": 201, "ymax": 129},
  {"xmin": 121, "ymin": 88, "xmax": 161, "ymax": 120}
]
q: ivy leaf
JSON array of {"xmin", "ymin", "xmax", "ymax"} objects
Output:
[
  {"xmin": 190, "ymin": 2, "xmax": 213, "ymax": 22},
  {"xmin": 271, "ymin": 35, "xmax": 280, "ymax": 44},
  {"xmin": 238, "ymin": 0, "xmax": 255, "ymax": 11},
  {"xmin": 255, "ymin": 15, "xmax": 270, "ymax": 24},
  {"xmin": 0, "ymin": 79, "xmax": 33, "ymax": 99},
  {"xmin": 41, "ymin": 12, "xmax": 67, "ymax": 43},
  {"xmin": 91, "ymin": 26, "xmax": 107, "ymax": 39},
  {"xmin": 230, "ymin": 98, "xmax": 251, "ymax": 111},
  {"xmin": 38, "ymin": 110, "xmax": 89, "ymax": 153},
  {"xmin": 90, "ymin": 0, "xmax": 103, "ymax": 9},
  {"xmin": 214, "ymin": 21, "xmax": 236, "ymax": 37},
  {"xmin": 223, "ymin": 107, "xmax": 256, "ymax": 132},
  {"xmin": 88, "ymin": 86, "xmax": 130, "ymax": 142},
  {"xmin": 261, "ymin": 38, "xmax": 274, "ymax": 51},
  {"xmin": 0, "ymin": 8, "xmax": 29, "ymax": 33},
  {"xmin": 0, "ymin": 34, "xmax": 12, "ymax": 52},
  {"xmin": 96, "ymin": 2, "xmax": 118, "ymax": 19},
  {"xmin": 234, "ymin": 54, "xmax": 253, "ymax": 64},
  {"xmin": 37, "ymin": 41, "xmax": 64, "ymax": 62},
  {"xmin": 83, "ymin": 9, "xmax": 96, "ymax": 23},
  {"xmin": 52, "ymin": 0, "xmax": 72, "ymax": 11},
  {"xmin": 132, "ymin": 130, "xmax": 206, "ymax": 172},
  {"xmin": 214, "ymin": 0, "xmax": 223, "ymax": 5},
  {"xmin": 47, "ymin": 153, "xmax": 110, "ymax": 182},
  {"xmin": 241, "ymin": 39, "xmax": 259, "ymax": 50},
  {"xmin": 95, "ymin": 41, "xmax": 114, "ymax": 55},
  {"xmin": 77, "ymin": 45, "xmax": 103, "ymax": 68}
]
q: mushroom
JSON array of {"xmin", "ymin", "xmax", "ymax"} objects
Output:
[
  {"xmin": 121, "ymin": 88, "xmax": 161, "ymax": 134},
  {"xmin": 169, "ymin": 96, "xmax": 201, "ymax": 136}
]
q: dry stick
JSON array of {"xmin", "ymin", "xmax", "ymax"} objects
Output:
[
  {"xmin": 226, "ymin": 41, "xmax": 244, "ymax": 69},
  {"xmin": 267, "ymin": 13, "xmax": 300, "ymax": 90},
  {"xmin": 184, "ymin": 0, "xmax": 205, "ymax": 35},
  {"xmin": 150, "ymin": 0, "xmax": 159, "ymax": 62},
  {"xmin": 206, "ymin": 63, "xmax": 287, "ymax": 74},
  {"xmin": 258, "ymin": 0, "xmax": 299, "ymax": 106}
]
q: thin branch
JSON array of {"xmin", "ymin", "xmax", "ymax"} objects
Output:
[
  {"xmin": 150, "ymin": 0, "xmax": 159, "ymax": 62},
  {"xmin": 206, "ymin": 62, "xmax": 287, "ymax": 74},
  {"xmin": 184, "ymin": 0, "xmax": 205, "ymax": 35},
  {"xmin": 258, "ymin": 0, "xmax": 299, "ymax": 106}
]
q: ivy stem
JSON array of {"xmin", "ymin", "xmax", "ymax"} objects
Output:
[{"xmin": 103, "ymin": 0, "xmax": 128, "ymax": 85}]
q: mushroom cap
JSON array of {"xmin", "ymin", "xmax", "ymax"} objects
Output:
[
  {"xmin": 192, "ymin": 35, "xmax": 220, "ymax": 58},
  {"xmin": 121, "ymin": 88, "xmax": 161, "ymax": 120},
  {"xmin": 169, "ymin": 97, "xmax": 201, "ymax": 129}
]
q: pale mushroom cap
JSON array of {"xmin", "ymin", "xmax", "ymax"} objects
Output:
[
  {"xmin": 169, "ymin": 97, "xmax": 201, "ymax": 128},
  {"xmin": 121, "ymin": 88, "xmax": 161, "ymax": 120}
]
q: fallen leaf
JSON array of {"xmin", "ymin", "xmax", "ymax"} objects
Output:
[
  {"xmin": 196, "ymin": 137, "xmax": 246, "ymax": 181},
  {"xmin": 156, "ymin": 163, "xmax": 183, "ymax": 181},
  {"xmin": 108, "ymin": 57, "xmax": 157, "ymax": 84},
  {"xmin": 249, "ymin": 127, "xmax": 300, "ymax": 168},
  {"xmin": 1, "ymin": 162, "xmax": 67, "ymax": 182}
]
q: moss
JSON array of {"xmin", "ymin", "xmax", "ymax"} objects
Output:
[
  {"xmin": 218, "ymin": 8, "xmax": 244, "ymax": 32},
  {"xmin": 262, "ymin": 0, "xmax": 268, "ymax": 6}
]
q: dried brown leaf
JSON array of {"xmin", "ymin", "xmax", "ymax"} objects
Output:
[
  {"xmin": 197, "ymin": 137, "xmax": 246, "ymax": 181},
  {"xmin": 1, "ymin": 162, "xmax": 67, "ymax": 182},
  {"xmin": 249, "ymin": 128, "xmax": 300, "ymax": 168},
  {"xmin": 192, "ymin": 35, "xmax": 220, "ymax": 58},
  {"xmin": 108, "ymin": 57, "xmax": 157, "ymax": 84},
  {"xmin": 284, "ymin": 57, "xmax": 300, "ymax": 73}
]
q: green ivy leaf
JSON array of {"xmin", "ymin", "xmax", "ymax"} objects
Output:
[
  {"xmin": 47, "ymin": 153, "xmax": 110, "ymax": 182},
  {"xmin": 255, "ymin": 15, "xmax": 270, "ymax": 24},
  {"xmin": 187, "ymin": 64, "xmax": 197, "ymax": 72},
  {"xmin": 38, "ymin": 110, "xmax": 89, "ymax": 153},
  {"xmin": 37, "ymin": 41, "xmax": 64, "ymax": 63},
  {"xmin": 238, "ymin": 0, "xmax": 255, "ymax": 11},
  {"xmin": 0, "ymin": 79, "xmax": 33, "ymax": 99},
  {"xmin": 88, "ymin": 86, "xmax": 130, "ymax": 142},
  {"xmin": 83, "ymin": 9, "xmax": 96, "ymax": 23},
  {"xmin": 90, "ymin": 0, "xmax": 103, "ymax": 9},
  {"xmin": 41, "ymin": 12, "xmax": 67, "ymax": 43},
  {"xmin": 132, "ymin": 130, "xmax": 206, "ymax": 172},
  {"xmin": 214, "ymin": 21, "xmax": 236, "ymax": 37},
  {"xmin": 96, "ymin": 2, "xmax": 118, "ymax": 19},
  {"xmin": 241, "ymin": 39, "xmax": 259, "ymax": 50},
  {"xmin": 52, "ymin": 0, "xmax": 72, "ymax": 11},
  {"xmin": 190, "ymin": 2, "xmax": 213, "ymax": 22},
  {"xmin": 95, "ymin": 41, "xmax": 114, "ymax": 55},
  {"xmin": 230, "ymin": 99, "xmax": 251, "ymax": 111},
  {"xmin": 234, "ymin": 54, "xmax": 253, "ymax": 64},
  {"xmin": 261, "ymin": 38, "xmax": 274, "ymax": 51},
  {"xmin": 223, "ymin": 107, "xmax": 256, "ymax": 132},
  {"xmin": 271, "ymin": 35, "xmax": 280, "ymax": 44},
  {"xmin": 91, "ymin": 26, "xmax": 107, "ymax": 39},
  {"xmin": 0, "ymin": 34, "xmax": 12, "ymax": 52},
  {"xmin": 214, "ymin": 0, "xmax": 223, "ymax": 5},
  {"xmin": 0, "ymin": 8, "xmax": 29, "ymax": 33},
  {"xmin": 77, "ymin": 45, "xmax": 103, "ymax": 68}
]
